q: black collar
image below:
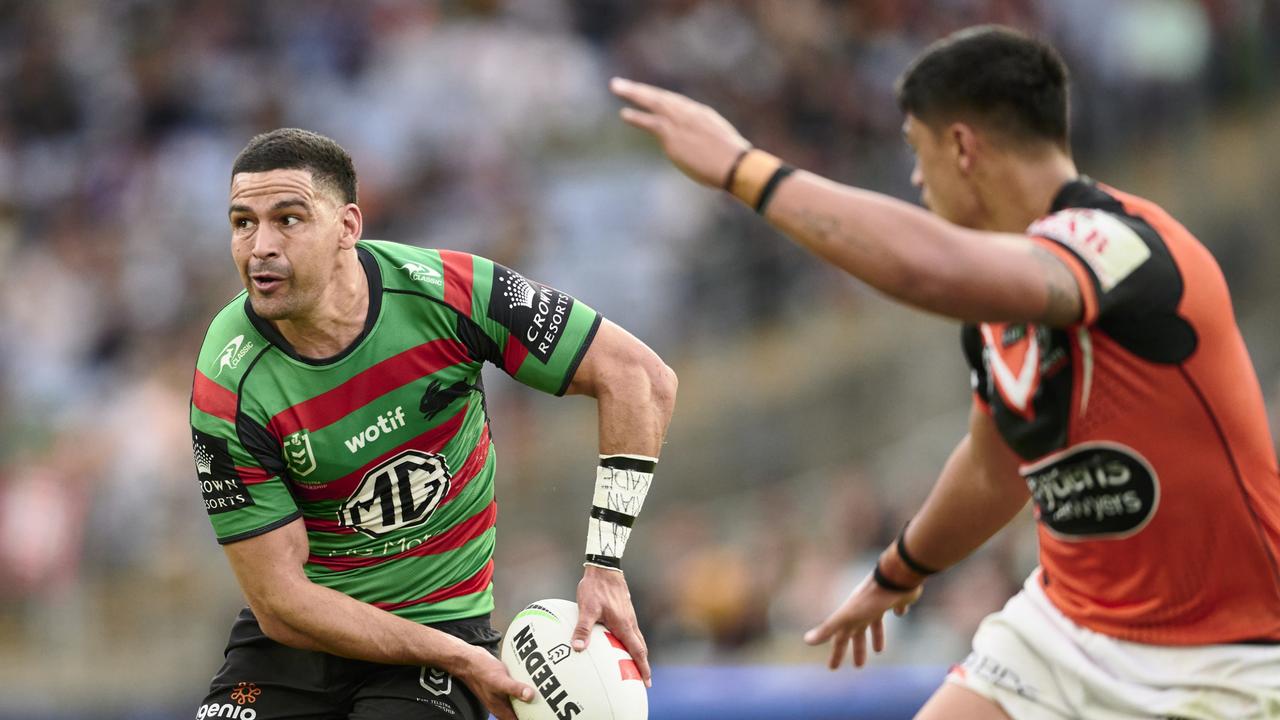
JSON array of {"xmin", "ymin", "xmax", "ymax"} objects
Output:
[
  {"xmin": 1048, "ymin": 175, "xmax": 1102, "ymax": 213},
  {"xmin": 244, "ymin": 245, "xmax": 383, "ymax": 366}
]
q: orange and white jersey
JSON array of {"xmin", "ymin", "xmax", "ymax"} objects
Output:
[{"xmin": 962, "ymin": 178, "xmax": 1280, "ymax": 645}]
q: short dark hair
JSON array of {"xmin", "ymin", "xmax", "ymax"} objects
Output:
[
  {"xmin": 896, "ymin": 25, "xmax": 1070, "ymax": 149},
  {"xmin": 231, "ymin": 128, "xmax": 358, "ymax": 203}
]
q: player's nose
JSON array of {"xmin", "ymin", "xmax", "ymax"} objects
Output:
[{"xmin": 250, "ymin": 226, "xmax": 284, "ymax": 259}]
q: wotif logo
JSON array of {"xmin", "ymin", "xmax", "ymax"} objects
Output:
[
  {"xmin": 214, "ymin": 335, "xmax": 254, "ymax": 378},
  {"xmin": 399, "ymin": 262, "xmax": 442, "ymax": 285},
  {"xmin": 345, "ymin": 406, "xmax": 408, "ymax": 453}
]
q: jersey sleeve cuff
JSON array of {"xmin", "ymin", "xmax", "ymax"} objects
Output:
[
  {"xmin": 555, "ymin": 313, "xmax": 603, "ymax": 397},
  {"xmin": 216, "ymin": 510, "xmax": 303, "ymax": 545},
  {"xmin": 1033, "ymin": 237, "xmax": 1100, "ymax": 326}
]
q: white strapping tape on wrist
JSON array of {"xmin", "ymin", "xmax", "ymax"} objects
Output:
[{"xmin": 584, "ymin": 454, "xmax": 656, "ymax": 566}]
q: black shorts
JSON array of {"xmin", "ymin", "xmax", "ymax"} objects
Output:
[{"xmin": 194, "ymin": 608, "xmax": 501, "ymax": 720}]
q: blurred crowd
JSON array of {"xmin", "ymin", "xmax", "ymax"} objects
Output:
[{"xmin": 0, "ymin": 0, "xmax": 1278, "ymax": 704}]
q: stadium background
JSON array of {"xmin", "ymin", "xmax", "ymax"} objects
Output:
[{"xmin": 0, "ymin": 0, "xmax": 1276, "ymax": 717}]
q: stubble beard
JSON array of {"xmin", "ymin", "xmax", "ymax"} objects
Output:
[{"xmin": 247, "ymin": 280, "xmax": 311, "ymax": 321}]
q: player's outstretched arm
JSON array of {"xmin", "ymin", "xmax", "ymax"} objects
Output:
[
  {"xmin": 805, "ymin": 404, "xmax": 1029, "ymax": 669},
  {"xmin": 222, "ymin": 519, "xmax": 534, "ymax": 720},
  {"xmin": 895, "ymin": 404, "xmax": 1030, "ymax": 575},
  {"xmin": 562, "ymin": 319, "xmax": 678, "ymax": 687},
  {"xmin": 610, "ymin": 78, "xmax": 1082, "ymax": 327}
]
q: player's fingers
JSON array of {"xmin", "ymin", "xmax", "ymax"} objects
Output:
[
  {"xmin": 571, "ymin": 621, "xmax": 593, "ymax": 652},
  {"xmin": 619, "ymin": 627, "xmax": 652, "ymax": 688},
  {"xmin": 871, "ymin": 617, "xmax": 885, "ymax": 653},
  {"xmin": 852, "ymin": 629, "xmax": 867, "ymax": 668},
  {"xmin": 486, "ymin": 694, "xmax": 520, "ymax": 720},
  {"xmin": 572, "ymin": 603, "xmax": 601, "ymax": 651},
  {"xmin": 501, "ymin": 677, "xmax": 535, "ymax": 704},
  {"xmin": 803, "ymin": 618, "xmax": 836, "ymax": 646},
  {"xmin": 610, "ymin": 77, "xmax": 669, "ymax": 114},
  {"xmin": 826, "ymin": 630, "xmax": 848, "ymax": 670},
  {"xmin": 619, "ymin": 107, "xmax": 665, "ymax": 135}
]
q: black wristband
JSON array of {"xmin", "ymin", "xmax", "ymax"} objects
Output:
[
  {"xmin": 585, "ymin": 554, "xmax": 622, "ymax": 570},
  {"xmin": 872, "ymin": 562, "xmax": 917, "ymax": 593},
  {"xmin": 754, "ymin": 163, "xmax": 795, "ymax": 214},
  {"xmin": 896, "ymin": 525, "xmax": 940, "ymax": 576},
  {"xmin": 590, "ymin": 505, "xmax": 635, "ymax": 528},
  {"xmin": 721, "ymin": 147, "xmax": 752, "ymax": 191}
]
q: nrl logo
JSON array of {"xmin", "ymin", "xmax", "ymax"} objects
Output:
[
  {"xmin": 214, "ymin": 334, "xmax": 254, "ymax": 378},
  {"xmin": 419, "ymin": 667, "xmax": 452, "ymax": 696},
  {"xmin": 398, "ymin": 262, "xmax": 443, "ymax": 285},
  {"xmin": 283, "ymin": 429, "xmax": 318, "ymax": 479}
]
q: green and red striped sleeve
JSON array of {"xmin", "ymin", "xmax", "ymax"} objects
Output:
[
  {"xmin": 190, "ymin": 339, "xmax": 299, "ymax": 544},
  {"xmin": 435, "ymin": 250, "xmax": 601, "ymax": 395}
]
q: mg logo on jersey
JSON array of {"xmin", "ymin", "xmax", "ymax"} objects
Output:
[
  {"xmin": 214, "ymin": 335, "xmax": 254, "ymax": 378},
  {"xmin": 339, "ymin": 450, "xmax": 452, "ymax": 538},
  {"xmin": 283, "ymin": 429, "xmax": 318, "ymax": 478},
  {"xmin": 398, "ymin": 262, "xmax": 443, "ymax": 285}
]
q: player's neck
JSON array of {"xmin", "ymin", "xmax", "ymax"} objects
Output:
[
  {"xmin": 980, "ymin": 150, "xmax": 1078, "ymax": 233},
  {"xmin": 274, "ymin": 253, "xmax": 370, "ymax": 360}
]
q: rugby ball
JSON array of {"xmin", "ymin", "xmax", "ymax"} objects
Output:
[{"xmin": 501, "ymin": 599, "xmax": 647, "ymax": 720}]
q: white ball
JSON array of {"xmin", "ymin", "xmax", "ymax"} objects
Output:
[{"xmin": 501, "ymin": 598, "xmax": 648, "ymax": 720}]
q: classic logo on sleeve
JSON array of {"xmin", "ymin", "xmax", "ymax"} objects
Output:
[
  {"xmin": 192, "ymin": 428, "xmax": 255, "ymax": 514},
  {"xmin": 213, "ymin": 334, "xmax": 254, "ymax": 378},
  {"xmin": 1021, "ymin": 442, "xmax": 1160, "ymax": 540},
  {"xmin": 1028, "ymin": 209, "xmax": 1151, "ymax": 292},
  {"xmin": 488, "ymin": 265, "xmax": 575, "ymax": 363},
  {"xmin": 398, "ymin": 262, "xmax": 443, "ymax": 286}
]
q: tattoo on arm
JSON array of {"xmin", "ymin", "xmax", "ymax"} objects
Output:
[
  {"xmin": 1031, "ymin": 245, "xmax": 1083, "ymax": 326},
  {"xmin": 792, "ymin": 208, "xmax": 843, "ymax": 247}
]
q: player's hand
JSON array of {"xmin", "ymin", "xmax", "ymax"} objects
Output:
[
  {"xmin": 574, "ymin": 564, "xmax": 652, "ymax": 688},
  {"xmin": 803, "ymin": 572, "xmax": 924, "ymax": 669},
  {"xmin": 610, "ymin": 77, "xmax": 751, "ymax": 189},
  {"xmin": 454, "ymin": 644, "xmax": 534, "ymax": 720}
]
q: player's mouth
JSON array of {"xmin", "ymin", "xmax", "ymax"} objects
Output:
[{"xmin": 251, "ymin": 272, "xmax": 287, "ymax": 293}]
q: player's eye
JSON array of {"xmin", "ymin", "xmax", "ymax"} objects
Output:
[
  {"xmin": 232, "ymin": 217, "xmax": 254, "ymax": 230},
  {"xmin": 280, "ymin": 215, "xmax": 301, "ymax": 227}
]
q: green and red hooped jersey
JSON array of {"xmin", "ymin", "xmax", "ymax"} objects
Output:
[{"xmin": 189, "ymin": 240, "xmax": 601, "ymax": 625}]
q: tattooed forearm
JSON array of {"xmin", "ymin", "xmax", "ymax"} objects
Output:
[
  {"xmin": 1031, "ymin": 244, "xmax": 1083, "ymax": 326},
  {"xmin": 789, "ymin": 207, "xmax": 844, "ymax": 247}
]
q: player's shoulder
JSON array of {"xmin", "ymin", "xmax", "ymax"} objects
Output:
[
  {"xmin": 1027, "ymin": 180, "xmax": 1163, "ymax": 293},
  {"xmin": 195, "ymin": 292, "xmax": 269, "ymax": 388},
  {"xmin": 359, "ymin": 239, "xmax": 459, "ymax": 296}
]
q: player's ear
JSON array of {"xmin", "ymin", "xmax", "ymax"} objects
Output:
[
  {"xmin": 949, "ymin": 121, "xmax": 979, "ymax": 175},
  {"xmin": 338, "ymin": 203, "xmax": 362, "ymax": 249}
]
